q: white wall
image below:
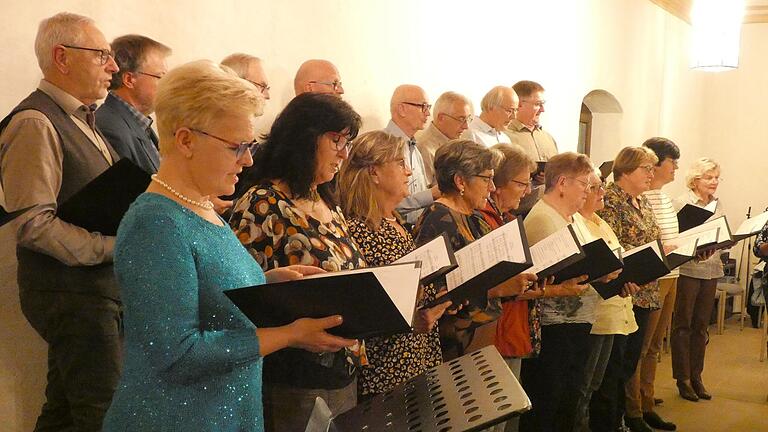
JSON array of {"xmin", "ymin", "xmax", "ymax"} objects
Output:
[{"xmin": 0, "ymin": 1, "xmax": 744, "ymax": 430}]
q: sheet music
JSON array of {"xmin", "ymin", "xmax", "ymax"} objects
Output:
[
  {"xmin": 527, "ymin": 225, "xmax": 582, "ymax": 275},
  {"xmin": 395, "ymin": 235, "xmax": 451, "ymax": 277},
  {"xmin": 667, "ymin": 238, "xmax": 698, "ymax": 257},
  {"xmin": 669, "ymin": 227, "xmax": 719, "ymax": 250},
  {"xmin": 445, "ymin": 219, "xmax": 527, "ymax": 290},
  {"xmin": 677, "ymin": 216, "xmax": 731, "ymax": 244},
  {"xmin": 704, "ymin": 199, "xmax": 718, "ymax": 213},
  {"xmin": 303, "ymin": 263, "xmax": 422, "ymax": 324},
  {"xmin": 734, "ymin": 210, "xmax": 768, "ymax": 236}
]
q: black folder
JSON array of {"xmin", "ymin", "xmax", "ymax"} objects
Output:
[
  {"xmin": 0, "ymin": 205, "xmax": 34, "ymax": 227},
  {"xmin": 552, "ymin": 238, "xmax": 623, "ymax": 284},
  {"xmin": 665, "ymin": 251, "xmax": 696, "ymax": 270},
  {"xmin": 395, "ymin": 233, "xmax": 458, "ymax": 286},
  {"xmin": 599, "ymin": 161, "xmax": 614, "ymax": 180},
  {"xmin": 531, "ymin": 225, "xmax": 586, "ymax": 281},
  {"xmin": 677, "ymin": 204, "xmax": 714, "ymax": 232},
  {"xmin": 421, "ymin": 260, "xmax": 533, "ymax": 309},
  {"xmin": 224, "ymin": 263, "xmax": 420, "ymax": 339},
  {"xmin": 57, "ymin": 159, "xmax": 151, "ymax": 236},
  {"xmin": 592, "ymin": 240, "xmax": 670, "ymax": 299},
  {"xmin": 532, "ymin": 161, "xmax": 547, "ymax": 178}
]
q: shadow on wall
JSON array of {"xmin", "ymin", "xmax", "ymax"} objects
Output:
[
  {"xmin": 579, "ymin": 89, "xmax": 623, "ymax": 173},
  {"xmin": 0, "ymin": 224, "xmax": 47, "ymax": 432}
]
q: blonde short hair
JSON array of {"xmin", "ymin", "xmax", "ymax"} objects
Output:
[
  {"xmin": 35, "ymin": 12, "xmax": 94, "ymax": 72},
  {"xmin": 612, "ymin": 146, "xmax": 658, "ymax": 180},
  {"xmin": 221, "ymin": 53, "xmax": 261, "ymax": 79},
  {"xmin": 685, "ymin": 157, "xmax": 720, "ymax": 190},
  {"xmin": 544, "ymin": 152, "xmax": 594, "ymax": 192},
  {"xmin": 480, "ymin": 86, "xmax": 512, "ymax": 113},
  {"xmin": 154, "ymin": 60, "xmax": 264, "ymax": 156},
  {"xmin": 338, "ymin": 131, "xmax": 407, "ymax": 230},
  {"xmin": 491, "ymin": 144, "xmax": 536, "ymax": 187}
]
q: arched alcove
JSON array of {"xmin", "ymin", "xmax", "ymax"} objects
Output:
[{"xmin": 578, "ymin": 90, "xmax": 623, "ymax": 168}]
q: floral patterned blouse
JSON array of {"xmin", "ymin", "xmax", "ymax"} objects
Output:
[
  {"xmin": 597, "ymin": 182, "xmax": 662, "ymax": 309},
  {"xmin": 412, "ymin": 201, "xmax": 503, "ymax": 358},
  {"xmin": 229, "ymin": 182, "xmax": 367, "ymax": 390},
  {"xmin": 347, "ymin": 216, "xmax": 442, "ymax": 396}
]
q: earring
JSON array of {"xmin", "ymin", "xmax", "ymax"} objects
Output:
[
  {"xmin": 460, "ymin": 188, "xmax": 465, "ymax": 196},
  {"xmin": 559, "ymin": 191, "xmax": 564, "ymax": 198}
]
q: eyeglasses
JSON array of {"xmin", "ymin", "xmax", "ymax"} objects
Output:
[
  {"xmin": 246, "ymin": 79, "xmax": 271, "ymax": 94},
  {"xmin": 443, "ymin": 113, "xmax": 473, "ymax": 124},
  {"xmin": 520, "ymin": 99, "xmax": 546, "ymax": 109},
  {"xmin": 474, "ymin": 174, "xmax": 496, "ymax": 187},
  {"xmin": 61, "ymin": 44, "xmax": 115, "ymax": 65},
  {"xmin": 309, "ymin": 80, "xmax": 343, "ymax": 92},
  {"xmin": 189, "ymin": 128, "xmax": 258, "ymax": 158},
  {"xmin": 638, "ymin": 164, "xmax": 655, "ymax": 173},
  {"xmin": 697, "ymin": 175, "xmax": 722, "ymax": 183},
  {"xmin": 327, "ymin": 131, "xmax": 354, "ymax": 152},
  {"xmin": 137, "ymin": 71, "xmax": 164, "ymax": 79},
  {"xmin": 402, "ymin": 102, "xmax": 432, "ymax": 114},
  {"xmin": 500, "ymin": 106, "xmax": 519, "ymax": 115},
  {"xmin": 568, "ymin": 177, "xmax": 595, "ymax": 192},
  {"xmin": 588, "ymin": 182, "xmax": 606, "ymax": 192},
  {"xmin": 509, "ymin": 178, "xmax": 532, "ymax": 189}
]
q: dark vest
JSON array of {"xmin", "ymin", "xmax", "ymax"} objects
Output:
[{"xmin": 0, "ymin": 89, "xmax": 121, "ymax": 300}]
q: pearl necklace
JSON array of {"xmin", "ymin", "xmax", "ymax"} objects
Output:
[{"xmin": 151, "ymin": 174, "xmax": 214, "ymax": 210}]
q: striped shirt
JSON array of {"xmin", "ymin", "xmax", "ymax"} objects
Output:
[{"xmin": 643, "ymin": 189, "xmax": 679, "ymax": 279}]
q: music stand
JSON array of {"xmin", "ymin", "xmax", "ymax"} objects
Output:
[{"xmin": 329, "ymin": 345, "xmax": 530, "ymax": 432}]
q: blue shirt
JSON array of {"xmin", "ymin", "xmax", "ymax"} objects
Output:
[{"xmin": 104, "ymin": 193, "xmax": 266, "ymax": 432}]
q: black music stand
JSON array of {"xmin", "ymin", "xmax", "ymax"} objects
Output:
[{"xmin": 309, "ymin": 345, "xmax": 530, "ymax": 432}]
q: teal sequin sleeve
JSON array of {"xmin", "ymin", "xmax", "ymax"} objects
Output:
[{"xmin": 104, "ymin": 193, "xmax": 267, "ymax": 432}]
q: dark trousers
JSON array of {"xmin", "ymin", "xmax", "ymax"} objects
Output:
[
  {"xmin": 519, "ymin": 323, "xmax": 592, "ymax": 432},
  {"xmin": 671, "ymin": 276, "xmax": 718, "ymax": 382},
  {"xmin": 19, "ymin": 290, "xmax": 122, "ymax": 432},
  {"xmin": 589, "ymin": 307, "xmax": 650, "ymax": 432}
]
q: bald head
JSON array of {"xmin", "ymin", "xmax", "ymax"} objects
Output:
[
  {"xmin": 293, "ymin": 59, "xmax": 343, "ymax": 96},
  {"xmin": 390, "ymin": 84, "xmax": 430, "ymax": 138}
]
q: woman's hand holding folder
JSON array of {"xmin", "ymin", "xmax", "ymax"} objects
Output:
[
  {"xmin": 264, "ymin": 265, "xmax": 327, "ymax": 283},
  {"xmin": 412, "ymin": 300, "xmax": 453, "ymax": 334},
  {"xmin": 257, "ymin": 315, "xmax": 358, "ymax": 356},
  {"xmin": 488, "ymin": 272, "xmax": 540, "ymax": 299}
]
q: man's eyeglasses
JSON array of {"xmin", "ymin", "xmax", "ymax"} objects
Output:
[
  {"xmin": 402, "ymin": 102, "xmax": 432, "ymax": 114},
  {"xmin": 500, "ymin": 106, "xmax": 519, "ymax": 116},
  {"xmin": 189, "ymin": 128, "xmax": 258, "ymax": 159},
  {"xmin": 309, "ymin": 80, "xmax": 343, "ymax": 92},
  {"xmin": 327, "ymin": 131, "xmax": 354, "ymax": 152},
  {"xmin": 61, "ymin": 44, "xmax": 114, "ymax": 65},
  {"xmin": 137, "ymin": 71, "xmax": 164, "ymax": 80},
  {"xmin": 443, "ymin": 113, "xmax": 473, "ymax": 125},
  {"xmin": 520, "ymin": 99, "xmax": 546, "ymax": 109},
  {"xmin": 246, "ymin": 79, "xmax": 271, "ymax": 94}
]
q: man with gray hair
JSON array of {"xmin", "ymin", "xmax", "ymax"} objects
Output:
[
  {"xmin": 0, "ymin": 12, "xmax": 121, "ymax": 431},
  {"xmin": 96, "ymin": 34, "xmax": 171, "ymax": 174},
  {"xmin": 221, "ymin": 53, "xmax": 271, "ymax": 100},
  {"xmin": 415, "ymin": 91, "xmax": 472, "ymax": 186},
  {"xmin": 385, "ymin": 84, "xmax": 440, "ymax": 225},
  {"xmin": 293, "ymin": 59, "xmax": 344, "ymax": 97},
  {"xmin": 465, "ymin": 86, "xmax": 516, "ymax": 148}
]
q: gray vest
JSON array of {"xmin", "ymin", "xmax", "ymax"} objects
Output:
[{"xmin": 0, "ymin": 90, "xmax": 121, "ymax": 300}]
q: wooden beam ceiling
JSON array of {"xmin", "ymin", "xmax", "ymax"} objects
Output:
[{"xmin": 648, "ymin": 0, "xmax": 768, "ymax": 24}]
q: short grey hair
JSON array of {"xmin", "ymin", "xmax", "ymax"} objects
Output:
[
  {"xmin": 434, "ymin": 139, "xmax": 502, "ymax": 195},
  {"xmin": 221, "ymin": 53, "xmax": 261, "ymax": 79},
  {"xmin": 35, "ymin": 12, "xmax": 94, "ymax": 72},
  {"xmin": 433, "ymin": 91, "xmax": 471, "ymax": 117},
  {"xmin": 685, "ymin": 157, "xmax": 720, "ymax": 190},
  {"xmin": 480, "ymin": 86, "xmax": 511, "ymax": 113},
  {"xmin": 110, "ymin": 34, "xmax": 172, "ymax": 90}
]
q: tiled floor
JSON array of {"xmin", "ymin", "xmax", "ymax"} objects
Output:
[{"xmin": 652, "ymin": 318, "xmax": 768, "ymax": 431}]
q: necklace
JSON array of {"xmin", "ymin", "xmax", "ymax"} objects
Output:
[
  {"xmin": 151, "ymin": 174, "xmax": 214, "ymax": 210},
  {"xmin": 383, "ymin": 216, "xmax": 397, "ymax": 222}
]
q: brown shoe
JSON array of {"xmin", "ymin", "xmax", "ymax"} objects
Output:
[
  {"xmin": 676, "ymin": 380, "xmax": 699, "ymax": 402},
  {"xmin": 691, "ymin": 381, "xmax": 712, "ymax": 400}
]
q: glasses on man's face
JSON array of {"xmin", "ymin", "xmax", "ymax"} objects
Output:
[
  {"xmin": 189, "ymin": 128, "xmax": 258, "ymax": 159},
  {"xmin": 402, "ymin": 102, "xmax": 432, "ymax": 115},
  {"xmin": 309, "ymin": 80, "xmax": 343, "ymax": 92},
  {"xmin": 61, "ymin": 44, "xmax": 114, "ymax": 65},
  {"xmin": 443, "ymin": 113, "xmax": 473, "ymax": 125},
  {"xmin": 520, "ymin": 99, "xmax": 546, "ymax": 109},
  {"xmin": 500, "ymin": 106, "xmax": 519, "ymax": 116},
  {"xmin": 246, "ymin": 79, "xmax": 271, "ymax": 94},
  {"xmin": 137, "ymin": 71, "xmax": 164, "ymax": 80},
  {"xmin": 327, "ymin": 131, "xmax": 354, "ymax": 152}
]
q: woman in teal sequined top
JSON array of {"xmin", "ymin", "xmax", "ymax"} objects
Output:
[{"xmin": 103, "ymin": 61, "xmax": 354, "ymax": 432}]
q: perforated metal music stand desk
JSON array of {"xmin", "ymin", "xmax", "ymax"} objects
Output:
[{"xmin": 330, "ymin": 345, "xmax": 531, "ymax": 432}]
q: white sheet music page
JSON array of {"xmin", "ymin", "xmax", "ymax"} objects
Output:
[
  {"xmin": 527, "ymin": 225, "xmax": 581, "ymax": 275},
  {"xmin": 624, "ymin": 240, "xmax": 663, "ymax": 260},
  {"xmin": 445, "ymin": 219, "xmax": 527, "ymax": 290},
  {"xmin": 394, "ymin": 235, "xmax": 451, "ymax": 278},
  {"xmin": 676, "ymin": 215, "xmax": 731, "ymax": 244},
  {"xmin": 734, "ymin": 210, "xmax": 768, "ymax": 236},
  {"xmin": 669, "ymin": 227, "xmax": 719, "ymax": 250},
  {"xmin": 667, "ymin": 238, "xmax": 698, "ymax": 257}
]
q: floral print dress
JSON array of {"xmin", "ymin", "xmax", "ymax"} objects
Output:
[{"xmin": 229, "ymin": 183, "xmax": 367, "ymax": 390}]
